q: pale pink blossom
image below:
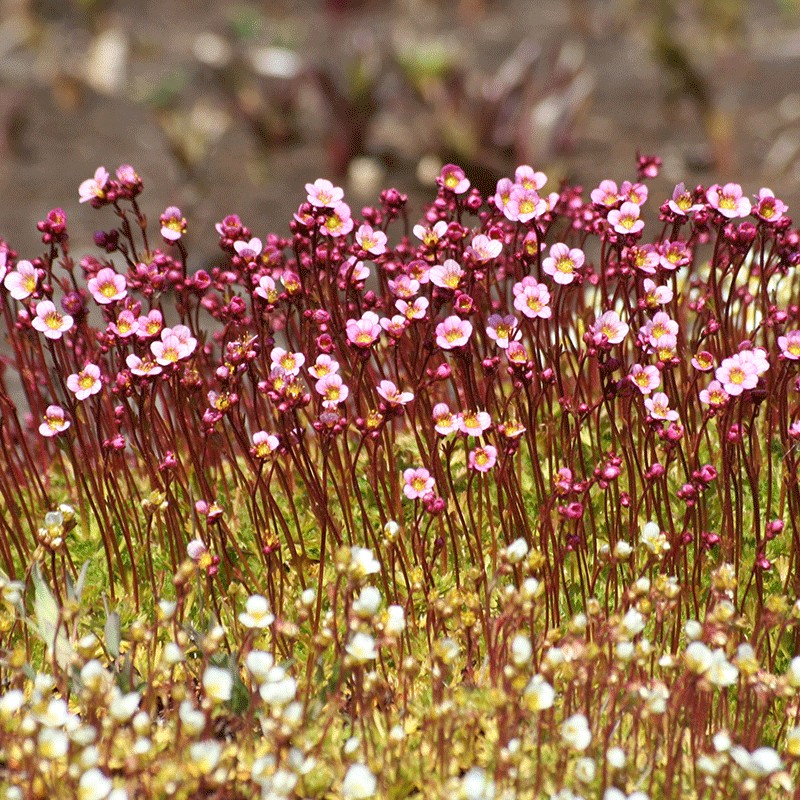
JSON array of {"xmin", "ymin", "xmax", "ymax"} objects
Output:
[
  {"xmin": 31, "ymin": 300, "xmax": 73, "ymax": 340},
  {"xmin": 270, "ymin": 347, "xmax": 305, "ymax": 377},
  {"xmin": 590, "ymin": 179, "xmax": 620, "ymax": 206},
  {"xmin": 739, "ymin": 347, "xmax": 769, "ymax": 375},
  {"xmin": 435, "ymin": 316, "xmax": 473, "ymax": 350},
  {"xmin": 608, "ymin": 202, "xmax": 645, "ymax": 235},
  {"xmin": 653, "ymin": 334, "xmax": 678, "ymax": 362},
  {"xmin": 126, "ymin": 353, "xmax": 163, "ymax": 377},
  {"xmin": 305, "ymin": 178, "xmax": 344, "ymax": 208},
  {"xmin": 78, "ymin": 166, "xmax": 109, "ymax": 203},
  {"xmin": 641, "ymin": 312, "xmax": 679, "ymax": 347},
  {"xmin": 438, "ymin": 164, "xmax": 470, "ymax": 194},
  {"xmin": 469, "ymin": 444, "xmax": 498, "ymax": 472},
  {"xmin": 432, "ymin": 403, "xmax": 459, "ymax": 436},
  {"xmin": 341, "ymin": 257, "xmax": 370, "ymax": 283},
  {"xmin": 779, "ymin": 330, "xmax": 800, "ymax": 360},
  {"xmin": 160, "ymin": 206, "xmax": 187, "ymax": 241},
  {"xmin": 699, "ymin": 380, "xmax": 729, "ymax": 407},
  {"xmin": 629, "ymin": 364, "xmax": 661, "ymax": 395},
  {"xmin": 467, "ymin": 234, "xmax": 503, "ymax": 261},
  {"xmin": 659, "ymin": 240, "xmax": 690, "ymax": 271},
  {"xmin": 620, "ymin": 180, "xmax": 648, "ymax": 206},
  {"xmin": 644, "ymin": 392, "xmax": 678, "ymax": 421},
  {"xmin": 413, "ymin": 220, "xmax": 448, "ymax": 246},
  {"xmin": 505, "ymin": 186, "xmax": 546, "ymax": 223},
  {"xmin": 346, "ymin": 311, "xmax": 382, "ymax": 348},
  {"xmin": 396, "ymin": 297, "xmax": 429, "ymax": 320},
  {"xmin": 542, "ymin": 243, "xmax": 584, "ymax": 285},
  {"xmin": 377, "ymin": 380, "xmax": 413, "ymax": 406},
  {"xmin": 4, "ymin": 260, "xmax": 38, "ymax": 300},
  {"xmin": 67, "ymin": 363, "xmax": 102, "ymax": 400},
  {"xmin": 39, "ymin": 405, "xmax": 70, "ymax": 437},
  {"xmin": 515, "ymin": 165, "xmax": 547, "ymax": 191},
  {"xmin": 715, "ymin": 353, "xmax": 759, "ymax": 396},
  {"xmin": 388, "ymin": 275, "xmax": 420, "ymax": 299},
  {"xmin": 355, "ymin": 224, "xmax": 387, "ymax": 256},
  {"xmin": 109, "ymin": 310, "xmax": 139, "ymax": 338},
  {"xmin": 507, "ymin": 341, "xmax": 528, "ymax": 364},
  {"xmin": 706, "ymin": 183, "xmax": 751, "ymax": 218},
  {"xmin": 493, "ymin": 178, "xmax": 515, "ymax": 213},
  {"xmin": 403, "ymin": 467, "xmax": 435, "ymax": 499},
  {"xmin": 136, "ymin": 309, "xmax": 163, "ymax": 338},
  {"xmin": 0, "ymin": 252, "xmax": 7, "ymax": 284},
  {"xmin": 161, "ymin": 324, "xmax": 197, "ymax": 357},
  {"xmin": 642, "ymin": 279, "xmax": 673, "ymax": 308},
  {"xmin": 691, "ymin": 351, "xmax": 714, "ymax": 372},
  {"xmin": 254, "ymin": 274, "xmax": 279, "ymax": 304},
  {"xmin": 281, "ymin": 271, "xmax": 301, "ymax": 294},
  {"xmin": 429, "ymin": 259, "xmax": 465, "ymax": 291},
  {"xmin": 315, "ymin": 373, "xmax": 349, "ymax": 407},
  {"xmin": 234, "ymin": 238, "xmax": 263, "ymax": 260},
  {"xmin": 380, "ymin": 315, "xmax": 408, "ymax": 338},
  {"xmin": 251, "ymin": 431, "xmax": 280, "ymax": 459},
  {"xmin": 151, "ymin": 334, "xmax": 188, "ymax": 366},
  {"xmin": 320, "ymin": 202, "xmax": 354, "ymax": 237},
  {"xmin": 753, "ymin": 188, "xmax": 788, "ymax": 224},
  {"xmin": 513, "ymin": 277, "xmax": 551, "ymax": 319},
  {"xmin": 486, "ymin": 314, "xmax": 521, "ymax": 349},
  {"xmin": 628, "ymin": 244, "xmax": 659, "ymax": 275},
  {"xmin": 592, "ymin": 310, "xmax": 628, "ymax": 345},
  {"xmin": 88, "ymin": 268, "xmax": 127, "ymax": 304},
  {"xmin": 668, "ymin": 182, "xmax": 703, "ymax": 216},
  {"xmin": 308, "ymin": 354, "xmax": 339, "ymax": 380},
  {"xmin": 458, "ymin": 410, "xmax": 492, "ymax": 437}
]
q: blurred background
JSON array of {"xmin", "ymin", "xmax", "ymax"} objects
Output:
[{"xmin": 1, "ymin": 0, "xmax": 799, "ymax": 261}]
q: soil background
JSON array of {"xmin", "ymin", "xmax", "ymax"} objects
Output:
[{"xmin": 1, "ymin": 0, "xmax": 799, "ymax": 262}]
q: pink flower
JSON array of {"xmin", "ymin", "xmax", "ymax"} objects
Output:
[
  {"xmin": 254, "ymin": 274, "xmax": 279, "ymax": 304},
  {"xmin": 706, "ymin": 183, "xmax": 751, "ymax": 218},
  {"xmin": 67, "ymin": 363, "xmax": 102, "ymax": 400},
  {"xmin": 39, "ymin": 405, "xmax": 70, "ymax": 437},
  {"xmin": 321, "ymin": 202, "xmax": 354, "ymax": 237},
  {"xmin": 458, "ymin": 410, "xmax": 492, "ymax": 437},
  {"xmin": 0, "ymin": 252, "xmax": 7, "ymax": 284},
  {"xmin": 160, "ymin": 206, "xmax": 187, "ymax": 241},
  {"xmin": 388, "ymin": 275, "xmax": 420, "ymax": 299},
  {"xmin": 699, "ymin": 379, "xmax": 729, "ymax": 407},
  {"xmin": 346, "ymin": 311, "xmax": 382, "ymax": 348},
  {"xmin": 31, "ymin": 300, "xmax": 73, "ymax": 340},
  {"xmin": 753, "ymin": 188, "xmax": 788, "ymax": 224},
  {"xmin": 413, "ymin": 220, "xmax": 448, "ymax": 246},
  {"xmin": 513, "ymin": 277, "xmax": 551, "ymax": 319},
  {"xmin": 234, "ymin": 238, "xmax": 263, "ymax": 260},
  {"xmin": 251, "ymin": 431, "xmax": 280, "ymax": 459},
  {"xmin": 468, "ymin": 234, "xmax": 503, "ymax": 262},
  {"xmin": 396, "ymin": 297, "xmax": 428, "ymax": 320},
  {"xmin": 592, "ymin": 310, "xmax": 628, "ymax": 345},
  {"xmin": 341, "ymin": 257, "xmax": 370, "ymax": 284},
  {"xmin": 306, "ymin": 178, "xmax": 345, "ymax": 208},
  {"xmin": 435, "ymin": 315, "xmax": 473, "ymax": 350},
  {"xmin": 187, "ymin": 538, "xmax": 219, "ymax": 574},
  {"xmin": 429, "ymin": 259, "xmax": 465, "ymax": 291},
  {"xmin": 542, "ymin": 243, "xmax": 584, "ymax": 285},
  {"xmin": 438, "ymin": 164, "xmax": 470, "ymax": 194},
  {"xmin": 486, "ymin": 314, "xmax": 521, "ymax": 349},
  {"xmin": 308, "ymin": 354, "xmax": 339, "ymax": 380},
  {"xmin": 620, "ymin": 180, "xmax": 648, "ymax": 206},
  {"xmin": 109, "ymin": 310, "xmax": 139, "ymax": 338},
  {"xmin": 270, "ymin": 347, "xmax": 305, "ymax": 377},
  {"xmin": 355, "ymin": 224, "xmax": 388, "ymax": 256},
  {"xmin": 515, "ymin": 165, "xmax": 547, "ymax": 191},
  {"xmin": 607, "ymin": 202, "xmax": 645, "ymax": 235},
  {"xmin": 88, "ymin": 267, "xmax": 127, "ymax": 304},
  {"xmin": 628, "ymin": 244, "xmax": 659, "ymax": 275},
  {"xmin": 629, "ymin": 364, "xmax": 661, "ymax": 395},
  {"xmin": 715, "ymin": 353, "xmax": 759, "ymax": 396},
  {"xmin": 507, "ymin": 341, "xmax": 528, "ymax": 364},
  {"xmin": 161, "ymin": 324, "xmax": 197, "ymax": 356},
  {"xmin": 136, "ymin": 309, "xmax": 163, "ymax": 338},
  {"xmin": 590, "ymin": 179, "xmax": 620, "ymax": 206},
  {"xmin": 641, "ymin": 312, "xmax": 679, "ymax": 348},
  {"xmin": 380, "ymin": 315, "xmax": 408, "ymax": 338},
  {"xmin": 644, "ymin": 392, "xmax": 678, "ymax": 421},
  {"xmin": 739, "ymin": 347, "xmax": 769, "ymax": 375},
  {"xmin": 151, "ymin": 334, "xmax": 188, "ymax": 366},
  {"xmin": 779, "ymin": 330, "xmax": 800, "ymax": 360},
  {"xmin": 468, "ymin": 444, "xmax": 498, "ymax": 472},
  {"xmin": 432, "ymin": 403, "xmax": 459, "ymax": 436},
  {"xmin": 668, "ymin": 182, "xmax": 702, "ymax": 216},
  {"xmin": 126, "ymin": 353, "xmax": 163, "ymax": 377},
  {"xmin": 78, "ymin": 166, "xmax": 109, "ymax": 203},
  {"xmin": 4, "ymin": 260, "xmax": 38, "ymax": 300},
  {"xmin": 641, "ymin": 279, "xmax": 673, "ymax": 308},
  {"xmin": 403, "ymin": 467, "xmax": 435, "ymax": 500},
  {"xmin": 505, "ymin": 186, "xmax": 546, "ymax": 223},
  {"xmin": 659, "ymin": 240, "xmax": 690, "ymax": 271},
  {"xmin": 376, "ymin": 380, "xmax": 414, "ymax": 406},
  {"xmin": 691, "ymin": 351, "xmax": 714, "ymax": 372},
  {"xmin": 493, "ymin": 177, "xmax": 515, "ymax": 214},
  {"xmin": 315, "ymin": 373, "xmax": 349, "ymax": 408}
]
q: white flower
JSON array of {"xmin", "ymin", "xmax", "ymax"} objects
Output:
[
  {"xmin": 202, "ymin": 666, "xmax": 233, "ymax": 703},
  {"xmin": 561, "ymin": 714, "xmax": 592, "ymax": 751},
  {"xmin": 350, "ymin": 547, "xmax": 381, "ymax": 577},
  {"xmin": 0, "ymin": 689, "xmax": 24, "ymax": 717},
  {"xmin": 785, "ymin": 726, "xmax": 800, "ymax": 756},
  {"xmin": 109, "ymin": 690, "xmax": 140, "ymax": 723},
  {"xmin": 614, "ymin": 541, "xmax": 632, "ymax": 559},
  {"xmin": 524, "ymin": 675, "xmax": 556, "ymax": 711},
  {"xmin": 521, "ymin": 577, "xmax": 540, "ymax": 599},
  {"xmin": 730, "ymin": 745, "xmax": 783, "ymax": 777},
  {"xmin": 346, "ymin": 632, "xmax": 378, "ymax": 663},
  {"xmin": 460, "ymin": 767, "xmax": 495, "ymax": 800},
  {"xmin": 640, "ymin": 521, "xmax": 670, "ymax": 556},
  {"xmin": 162, "ymin": 642, "xmax": 184, "ymax": 666},
  {"xmin": 189, "ymin": 740, "xmax": 222, "ymax": 774},
  {"xmin": 246, "ymin": 650, "xmax": 275, "ymax": 683},
  {"xmin": 706, "ymin": 649, "xmax": 738, "ymax": 687},
  {"xmin": 38, "ymin": 728, "xmax": 69, "ymax": 759},
  {"xmin": 620, "ymin": 608, "xmax": 646, "ymax": 639},
  {"xmin": 259, "ymin": 666, "xmax": 296, "ymax": 707},
  {"xmin": 606, "ymin": 747, "xmax": 626, "ymax": 769},
  {"xmin": 179, "ymin": 701, "xmax": 206, "ymax": 736},
  {"xmin": 342, "ymin": 763, "xmax": 377, "ymax": 799},
  {"xmin": 786, "ymin": 655, "xmax": 800, "ymax": 687},
  {"xmin": 78, "ymin": 768, "xmax": 113, "ymax": 800},
  {"xmin": 574, "ymin": 757, "xmax": 596, "ymax": 783},
  {"xmin": 712, "ymin": 730, "xmax": 731, "ymax": 752},
  {"xmin": 505, "ymin": 537, "xmax": 529, "ymax": 564},
  {"xmin": 352, "ymin": 586, "xmax": 382, "ymax": 617},
  {"xmin": 385, "ymin": 605, "xmax": 406, "ymax": 635},
  {"xmin": 301, "ymin": 587, "xmax": 316, "ymax": 606},
  {"xmin": 510, "ymin": 634, "xmax": 532, "ymax": 666},
  {"xmin": 239, "ymin": 594, "xmax": 275, "ymax": 629},
  {"xmin": 684, "ymin": 619, "xmax": 702, "ymax": 641},
  {"xmin": 36, "ymin": 698, "xmax": 71, "ymax": 728},
  {"xmin": 684, "ymin": 641, "xmax": 713, "ymax": 674}
]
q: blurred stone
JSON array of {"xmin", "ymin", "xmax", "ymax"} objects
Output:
[{"xmin": 84, "ymin": 28, "xmax": 128, "ymax": 96}]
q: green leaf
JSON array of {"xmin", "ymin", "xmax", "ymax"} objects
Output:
[
  {"xmin": 105, "ymin": 611, "xmax": 121, "ymax": 659},
  {"xmin": 31, "ymin": 565, "xmax": 72, "ymax": 670}
]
